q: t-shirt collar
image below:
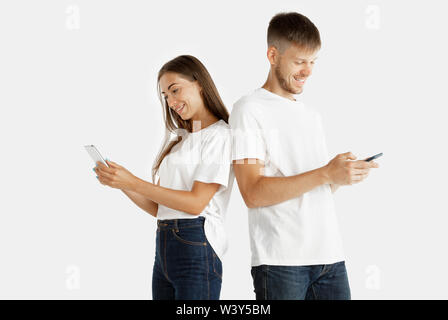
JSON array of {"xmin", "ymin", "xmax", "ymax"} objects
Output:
[{"xmin": 258, "ymin": 87, "xmax": 301, "ymax": 103}]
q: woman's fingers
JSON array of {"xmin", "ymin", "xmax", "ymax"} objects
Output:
[
  {"xmin": 106, "ymin": 159, "xmax": 119, "ymax": 168},
  {"xmin": 95, "ymin": 162, "xmax": 115, "ymax": 184},
  {"xmin": 96, "ymin": 161, "xmax": 116, "ymax": 174},
  {"xmin": 97, "ymin": 169, "xmax": 115, "ymax": 180}
]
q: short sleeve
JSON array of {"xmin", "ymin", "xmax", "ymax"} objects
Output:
[
  {"xmin": 229, "ymin": 101, "xmax": 266, "ymax": 162},
  {"xmin": 191, "ymin": 128, "xmax": 232, "ymax": 188}
]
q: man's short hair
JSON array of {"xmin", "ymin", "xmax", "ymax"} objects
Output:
[{"xmin": 267, "ymin": 12, "xmax": 321, "ymax": 54}]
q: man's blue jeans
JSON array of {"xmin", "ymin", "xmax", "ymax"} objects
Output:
[
  {"xmin": 251, "ymin": 261, "xmax": 351, "ymax": 300},
  {"xmin": 152, "ymin": 217, "xmax": 222, "ymax": 300}
]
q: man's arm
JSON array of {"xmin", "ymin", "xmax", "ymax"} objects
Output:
[
  {"xmin": 233, "ymin": 152, "xmax": 378, "ymax": 207},
  {"xmin": 233, "ymin": 158, "xmax": 331, "ymax": 208}
]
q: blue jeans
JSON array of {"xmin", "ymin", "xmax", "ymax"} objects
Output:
[
  {"xmin": 251, "ymin": 261, "xmax": 351, "ymax": 300},
  {"xmin": 152, "ymin": 216, "xmax": 222, "ymax": 300}
]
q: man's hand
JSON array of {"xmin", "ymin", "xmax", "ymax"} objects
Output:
[{"xmin": 324, "ymin": 152, "xmax": 379, "ymax": 186}]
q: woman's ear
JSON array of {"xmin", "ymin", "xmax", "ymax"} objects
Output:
[{"xmin": 194, "ymin": 81, "xmax": 204, "ymax": 95}]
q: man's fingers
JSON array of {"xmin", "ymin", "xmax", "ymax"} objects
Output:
[
  {"xmin": 351, "ymin": 174, "xmax": 366, "ymax": 183},
  {"xmin": 370, "ymin": 161, "xmax": 380, "ymax": 168},
  {"xmin": 351, "ymin": 161, "xmax": 369, "ymax": 169},
  {"xmin": 352, "ymin": 168, "xmax": 370, "ymax": 175},
  {"xmin": 352, "ymin": 160, "xmax": 379, "ymax": 169},
  {"xmin": 339, "ymin": 152, "xmax": 357, "ymax": 160},
  {"xmin": 338, "ymin": 152, "xmax": 356, "ymax": 160}
]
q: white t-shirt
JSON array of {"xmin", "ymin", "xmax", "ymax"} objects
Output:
[
  {"xmin": 229, "ymin": 88, "xmax": 345, "ymax": 267},
  {"xmin": 156, "ymin": 119, "xmax": 234, "ymax": 260}
]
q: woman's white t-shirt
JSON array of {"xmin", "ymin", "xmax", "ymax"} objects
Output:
[
  {"xmin": 229, "ymin": 88, "xmax": 345, "ymax": 267},
  {"xmin": 156, "ymin": 119, "xmax": 234, "ymax": 260}
]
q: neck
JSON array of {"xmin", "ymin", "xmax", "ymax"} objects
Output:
[
  {"xmin": 262, "ymin": 70, "xmax": 296, "ymax": 101},
  {"xmin": 191, "ymin": 109, "xmax": 219, "ymax": 132}
]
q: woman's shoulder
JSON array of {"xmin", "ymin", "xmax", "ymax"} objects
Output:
[
  {"xmin": 214, "ymin": 119, "xmax": 231, "ymax": 131},
  {"xmin": 203, "ymin": 119, "xmax": 231, "ymax": 134},
  {"xmin": 201, "ymin": 119, "xmax": 231, "ymax": 145}
]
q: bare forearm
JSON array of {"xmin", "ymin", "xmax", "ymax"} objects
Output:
[
  {"xmin": 121, "ymin": 189, "xmax": 158, "ymax": 217},
  {"xmin": 130, "ymin": 177, "xmax": 202, "ymax": 215},
  {"xmin": 247, "ymin": 166, "xmax": 330, "ymax": 208}
]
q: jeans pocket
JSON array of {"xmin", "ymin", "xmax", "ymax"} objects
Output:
[
  {"xmin": 212, "ymin": 252, "xmax": 223, "ymax": 279},
  {"xmin": 250, "ymin": 265, "xmax": 268, "ymax": 300},
  {"xmin": 171, "ymin": 227, "xmax": 207, "ymax": 246}
]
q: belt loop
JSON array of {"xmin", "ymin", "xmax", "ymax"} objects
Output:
[{"xmin": 174, "ymin": 219, "xmax": 179, "ymax": 232}]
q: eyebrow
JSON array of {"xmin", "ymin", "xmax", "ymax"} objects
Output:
[
  {"xmin": 296, "ymin": 56, "xmax": 319, "ymax": 61},
  {"xmin": 161, "ymin": 83, "xmax": 178, "ymax": 94}
]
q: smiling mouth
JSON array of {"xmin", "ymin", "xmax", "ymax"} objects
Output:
[
  {"xmin": 293, "ymin": 76, "xmax": 306, "ymax": 85},
  {"xmin": 174, "ymin": 104, "xmax": 185, "ymax": 114}
]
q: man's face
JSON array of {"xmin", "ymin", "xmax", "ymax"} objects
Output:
[{"xmin": 274, "ymin": 43, "xmax": 319, "ymax": 95}]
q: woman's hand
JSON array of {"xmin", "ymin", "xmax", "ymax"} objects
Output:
[{"xmin": 94, "ymin": 159, "xmax": 138, "ymax": 191}]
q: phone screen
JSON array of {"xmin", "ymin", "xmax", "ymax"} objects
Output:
[
  {"xmin": 365, "ymin": 152, "xmax": 383, "ymax": 162},
  {"xmin": 84, "ymin": 145, "xmax": 109, "ymax": 167}
]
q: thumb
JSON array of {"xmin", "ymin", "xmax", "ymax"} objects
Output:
[
  {"xmin": 339, "ymin": 151, "xmax": 357, "ymax": 160},
  {"xmin": 105, "ymin": 158, "xmax": 118, "ymax": 167}
]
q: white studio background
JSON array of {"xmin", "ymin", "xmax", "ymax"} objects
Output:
[{"xmin": 0, "ymin": 0, "xmax": 447, "ymax": 299}]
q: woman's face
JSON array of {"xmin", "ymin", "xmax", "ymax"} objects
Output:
[{"xmin": 159, "ymin": 72, "xmax": 204, "ymax": 121}]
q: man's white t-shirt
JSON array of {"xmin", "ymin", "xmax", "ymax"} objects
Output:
[
  {"xmin": 229, "ymin": 88, "xmax": 345, "ymax": 267},
  {"xmin": 156, "ymin": 119, "xmax": 234, "ymax": 260}
]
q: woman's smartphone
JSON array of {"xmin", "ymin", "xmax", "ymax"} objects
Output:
[
  {"xmin": 84, "ymin": 145, "xmax": 109, "ymax": 167},
  {"xmin": 364, "ymin": 152, "xmax": 383, "ymax": 162}
]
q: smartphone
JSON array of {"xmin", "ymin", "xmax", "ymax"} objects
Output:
[
  {"xmin": 364, "ymin": 152, "xmax": 383, "ymax": 162},
  {"xmin": 84, "ymin": 145, "xmax": 109, "ymax": 167}
]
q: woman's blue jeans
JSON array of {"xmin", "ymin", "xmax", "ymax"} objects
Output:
[{"xmin": 152, "ymin": 216, "xmax": 222, "ymax": 300}]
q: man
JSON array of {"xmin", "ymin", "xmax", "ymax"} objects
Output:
[{"xmin": 229, "ymin": 12, "xmax": 379, "ymax": 300}]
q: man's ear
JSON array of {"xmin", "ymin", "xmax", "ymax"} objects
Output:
[{"xmin": 267, "ymin": 45, "xmax": 279, "ymax": 66}]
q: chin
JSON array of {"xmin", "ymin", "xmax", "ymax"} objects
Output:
[
  {"xmin": 288, "ymin": 87, "xmax": 302, "ymax": 95},
  {"xmin": 294, "ymin": 87, "xmax": 303, "ymax": 94}
]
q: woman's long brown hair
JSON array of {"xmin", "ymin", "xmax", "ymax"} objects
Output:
[{"xmin": 152, "ymin": 55, "xmax": 229, "ymax": 183}]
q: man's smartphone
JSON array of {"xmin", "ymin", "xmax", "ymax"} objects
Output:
[
  {"xmin": 84, "ymin": 145, "xmax": 109, "ymax": 167},
  {"xmin": 364, "ymin": 152, "xmax": 383, "ymax": 162}
]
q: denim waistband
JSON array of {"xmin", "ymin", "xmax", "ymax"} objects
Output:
[{"xmin": 157, "ymin": 216, "xmax": 205, "ymax": 229}]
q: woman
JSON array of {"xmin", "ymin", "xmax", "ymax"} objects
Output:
[{"xmin": 93, "ymin": 55, "xmax": 234, "ymax": 300}]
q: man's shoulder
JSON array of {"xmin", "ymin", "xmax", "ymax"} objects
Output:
[{"xmin": 232, "ymin": 89, "xmax": 266, "ymax": 115}]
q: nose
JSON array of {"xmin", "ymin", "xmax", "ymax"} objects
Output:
[
  {"xmin": 166, "ymin": 95, "xmax": 177, "ymax": 109},
  {"xmin": 301, "ymin": 65, "xmax": 312, "ymax": 77}
]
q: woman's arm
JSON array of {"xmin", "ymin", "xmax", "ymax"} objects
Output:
[
  {"xmin": 121, "ymin": 180, "xmax": 160, "ymax": 217},
  {"xmin": 130, "ymin": 177, "xmax": 221, "ymax": 216}
]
